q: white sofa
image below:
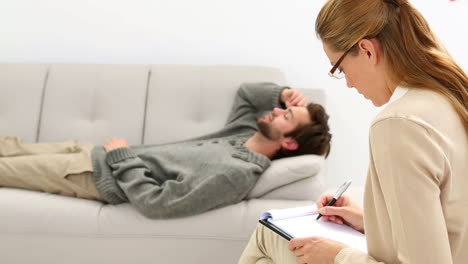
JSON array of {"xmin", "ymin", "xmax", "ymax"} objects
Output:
[{"xmin": 0, "ymin": 63, "xmax": 329, "ymax": 264}]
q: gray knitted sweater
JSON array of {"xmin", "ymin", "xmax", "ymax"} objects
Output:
[{"xmin": 91, "ymin": 82, "xmax": 286, "ymax": 218}]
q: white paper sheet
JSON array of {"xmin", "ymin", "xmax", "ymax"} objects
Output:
[{"xmin": 262, "ymin": 206, "xmax": 367, "ymax": 253}]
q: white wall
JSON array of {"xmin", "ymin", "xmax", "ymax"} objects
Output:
[{"xmin": 1, "ymin": 0, "xmax": 466, "ymax": 188}]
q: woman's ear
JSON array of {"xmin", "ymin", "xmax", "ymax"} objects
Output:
[
  {"xmin": 358, "ymin": 38, "xmax": 381, "ymax": 65},
  {"xmin": 281, "ymin": 138, "xmax": 299, "ymax": 151}
]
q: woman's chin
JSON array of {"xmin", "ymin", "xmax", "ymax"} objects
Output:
[{"xmin": 370, "ymin": 98, "xmax": 386, "ymax": 107}]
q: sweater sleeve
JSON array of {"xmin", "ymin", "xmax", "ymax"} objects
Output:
[
  {"xmin": 335, "ymin": 117, "xmax": 451, "ymax": 264},
  {"xmin": 225, "ymin": 82, "xmax": 287, "ymax": 126},
  {"xmin": 105, "ymin": 147, "xmax": 254, "ymax": 219}
]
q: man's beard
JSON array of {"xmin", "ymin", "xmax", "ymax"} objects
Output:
[{"xmin": 257, "ymin": 119, "xmax": 281, "ymax": 140}]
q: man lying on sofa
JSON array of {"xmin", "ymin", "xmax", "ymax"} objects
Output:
[{"xmin": 0, "ymin": 82, "xmax": 331, "ymax": 219}]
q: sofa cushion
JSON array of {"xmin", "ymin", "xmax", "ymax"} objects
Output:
[
  {"xmin": 0, "ymin": 188, "xmax": 311, "ymax": 238},
  {"xmin": 0, "ymin": 188, "xmax": 313, "ymax": 264},
  {"xmin": 247, "ymin": 154, "xmax": 324, "ymax": 199},
  {"xmin": 0, "ymin": 63, "xmax": 48, "ymax": 143},
  {"xmin": 38, "ymin": 64, "xmax": 150, "ymax": 145},
  {"xmin": 144, "ymin": 65, "xmax": 287, "ymax": 144}
]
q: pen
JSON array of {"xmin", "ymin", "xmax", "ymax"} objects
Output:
[{"xmin": 316, "ymin": 180, "xmax": 352, "ymax": 220}]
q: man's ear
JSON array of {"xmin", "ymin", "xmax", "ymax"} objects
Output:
[{"xmin": 281, "ymin": 137, "xmax": 298, "ymax": 151}]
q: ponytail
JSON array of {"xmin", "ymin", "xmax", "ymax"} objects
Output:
[{"xmin": 316, "ymin": 0, "xmax": 468, "ymax": 132}]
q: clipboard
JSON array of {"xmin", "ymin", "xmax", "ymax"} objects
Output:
[
  {"xmin": 259, "ymin": 219, "xmax": 293, "ymax": 241},
  {"xmin": 257, "ymin": 205, "xmax": 367, "ymax": 253}
]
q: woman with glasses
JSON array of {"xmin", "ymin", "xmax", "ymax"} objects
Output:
[{"xmin": 239, "ymin": 0, "xmax": 468, "ymax": 263}]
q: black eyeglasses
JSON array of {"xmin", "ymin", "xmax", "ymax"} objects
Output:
[{"xmin": 328, "ymin": 48, "xmax": 351, "ymax": 79}]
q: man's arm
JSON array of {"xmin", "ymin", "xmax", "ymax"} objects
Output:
[
  {"xmin": 225, "ymin": 82, "xmax": 287, "ymax": 125},
  {"xmin": 226, "ymin": 83, "xmax": 308, "ymax": 126},
  {"xmin": 104, "ymin": 139, "xmax": 256, "ymax": 219}
]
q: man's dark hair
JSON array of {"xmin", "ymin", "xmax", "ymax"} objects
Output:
[{"xmin": 273, "ymin": 102, "xmax": 332, "ymax": 159}]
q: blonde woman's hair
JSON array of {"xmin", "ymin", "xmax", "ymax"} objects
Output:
[{"xmin": 316, "ymin": 0, "xmax": 468, "ymax": 132}]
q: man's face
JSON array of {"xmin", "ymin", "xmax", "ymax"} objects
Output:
[{"xmin": 257, "ymin": 106, "xmax": 311, "ymax": 140}]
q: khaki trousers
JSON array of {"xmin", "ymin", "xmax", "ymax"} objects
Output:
[
  {"xmin": 238, "ymin": 223, "xmax": 296, "ymax": 264},
  {"xmin": 0, "ymin": 135, "xmax": 102, "ymax": 201}
]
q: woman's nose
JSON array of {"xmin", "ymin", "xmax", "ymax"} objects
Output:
[{"xmin": 346, "ymin": 76, "xmax": 353, "ymax": 88}]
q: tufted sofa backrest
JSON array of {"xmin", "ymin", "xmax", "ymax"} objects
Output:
[{"xmin": 0, "ymin": 63, "xmax": 325, "ymax": 145}]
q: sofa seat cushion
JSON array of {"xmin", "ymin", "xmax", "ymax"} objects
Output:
[{"xmin": 0, "ymin": 188, "xmax": 313, "ymax": 239}]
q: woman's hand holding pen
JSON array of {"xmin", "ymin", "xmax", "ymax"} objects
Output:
[
  {"xmin": 287, "ymin": 195, "xmax": 365, "ymax": 263},
  {"xmin": 317, "ymin": 195, "xmax": 365, "ymax": 234}
]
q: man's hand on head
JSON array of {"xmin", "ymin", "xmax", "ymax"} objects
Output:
[
  {"xmin": 281, "ymin": 88, "xmax": 307, "ymax": 108},
  {"xmin": 104, "ymin": 138, "xmax": 129, "ymax": 152}
]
